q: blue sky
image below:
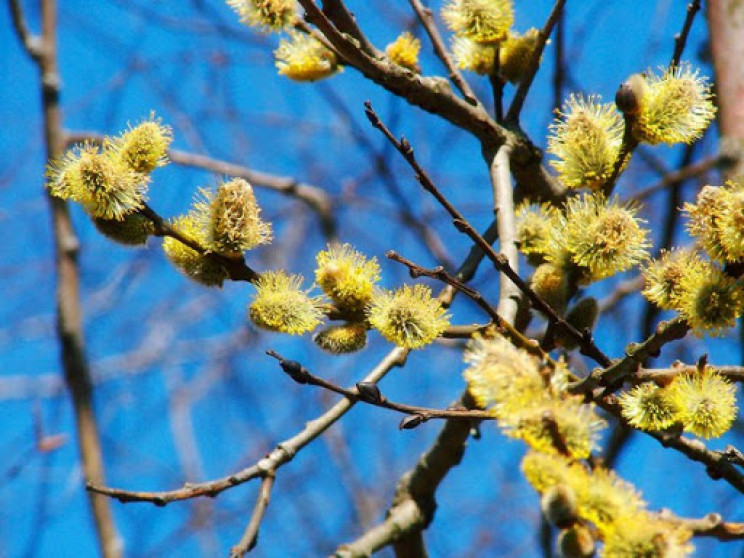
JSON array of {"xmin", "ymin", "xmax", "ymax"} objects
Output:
[{"xmin": 2, "ymin": 1, "xmax": 743, "ymax": 556}]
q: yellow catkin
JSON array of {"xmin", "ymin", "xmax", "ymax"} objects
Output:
[
  {"xmin": 442, "ymin": 0, "xmax": 513, "ymax": 43},
  {"xmin": 248, "ymin": 270, "xmax": 323, "ymax": 334},
  {"xmin": 548, "ymin": 94, "xmax": 624, "ymax": 191},
  {"xmin": 275, "ymin": 32, "xmax": 340, "ymax": 81},
  {"xmin": 367, "ymin": 284, "xmax": 449, "ymax": 348},
  {"xmin": 385, "ymin": 32, "xmax": 421, "ymax": 72},
  {"xmin": 633, "ymin": 63, "xmax": 716, "ymax": 145},
  {"xmin": 226, "ymin": 0, "xmax": 297, "ymax": 31},
  {"xmin": 315, "ymin": 243, "xmax": 380, "ymax": 315}
]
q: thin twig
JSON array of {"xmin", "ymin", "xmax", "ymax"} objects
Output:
[
  {"xmin": 670, "ymin": 0, "xmax": 702, "ymax": 71},
  {"xmin": 407, "ymin": 0, "xmax": 478, "ymax": 105},
  {"xmin": 505, "ymin": 0, "xmax": 566, "ymax": 124},
  {"xmin": 9, "ymin": 0, "xmax": 43, "ymax": 60},
  {"xmin": 601, "ymin": 113, "xmax": 638, "ymax": 196},
  {"xmin": 629, "ymin": 153, "xmax": 724, "ymax": 203},
  {"xmin": 489, "ymin": 48, "xmax": 504, "ymax": 122},
  {"xmin": 229, "ymin": 472, "xmax": 276, "ymax": 557},
  {"xmin": 552, "ymin": 8, "xmax": 565, "ymax": 113},
  {"xmin": 637, "ymin": 366, "xmax": 744, "ymax": 383},
  {"xmin": 64, "ymin": 131, "xmax": 337, "ymax": 238},
  {"xmin": 569, "ymin": 317, "xmax": 689, "ymax": 395},
  {"xmin": 266, "ymin": 350, "xmax": 496, "ymax": 423},
  {"xmin": 10, "ymin": 0, "xmax": 122, "ymax": 555},
  {"xmin": 364, "ymin": 102, "xmax": 611, "ymax": 367},
  {"xmin": 597, "ymin": 275, "xmax": 644, "ymax": 315},
  {"xmin": 139, "ymin": 204, "xmax": 261, "ymax": 283}
]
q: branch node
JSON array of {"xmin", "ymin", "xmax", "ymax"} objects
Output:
[
  {"xmin": 356, "ymin": 381, "xmax": 382, "ymax": 403},
  {"xmin": 399, "ymin": 414, "xmax": 425, "ymax": 430}
]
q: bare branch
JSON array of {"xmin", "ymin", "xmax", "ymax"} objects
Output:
[
  {"xmin": 266, "ymin": 349, "xmax": 496, "ymax": 422},
  {"xmin": 364, "ymin": 102, "xmax": 611, "ymax": 367},
  {"xmin": 87, "ymin": 348, "xmax": 409, "ymax": 505},
  {"xmin": 670, "ymin": 0, "xmax": 702, "ymax": 71},
  {"xmin": 229, "ymin": 472, "xmax": 276, "ymax": 557},
  {"xmin": 505, "ymin": 0, "xmax": 566, "ymax": 124},
  {"xmin": 64, "ymin": 131, "xmax": 337, "ymax": 238},
  {"xmin": 407, "ymin": 0, "xmax": 479, "ymax": 105}
]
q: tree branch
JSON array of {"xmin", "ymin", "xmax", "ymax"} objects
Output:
[
  {"xmin": 296, "ymin": 0, "xmax": 565, "ymax": 201},
  {"xmin": 9, "ymin": 0, "xmax": 122, "ymax": 555},
  {"xmin": 364, "ymin": 102, "xmax": 610, "ymax": 367},
  {"xmin": 64, "ymin": 130, "xmax": 337, "ymax": 239},
  {"xmin": 266, "ymin": 349, "xmax": 496, "ymax": 424},
  {"xmin": 407, "ymin": 0, "xmax": 478, "ymax": 105},
  {"xmin": 229, "ymin": 472, "xmax": 275, "ymax": 557},
  {"xmin": 505, "ymin": 0, "xmax": 566, "ymax": 125}
]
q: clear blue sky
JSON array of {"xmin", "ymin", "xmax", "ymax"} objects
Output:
[{"xmin": 1, "ymin": 1, "xmax": 742, "ymax": 556}]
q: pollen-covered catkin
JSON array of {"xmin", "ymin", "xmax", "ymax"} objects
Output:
[
  {"xmin": 249, "ymin": 270, "xmax": 323, "ymax": 334},
  {"xmin": 226, "ymin": 0, "xmax": 297, "ymax": 31},
  {"xmin": 632, "ymin": 63, "xmax": 716, "ymax": 145},
  {"xmin": 315, "ymin": 244, "xmax": 379, "ymax": 315},
  {"xmin": 275, "ymin": 32, "xmax": 339, "ymax": 81},
  {"xmin": 367, "ymin": 284, "xmax": 449, "ymax": 349},
  {"xmin": 200, "ymin": 179, "xmax": 272, "ymax": 254},
  {"xmin": 441, "ymin": 0, "xmax": 513, "ymax": 43}
]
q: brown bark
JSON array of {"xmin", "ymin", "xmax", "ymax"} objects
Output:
[
  {"xmin": 36, "ymin": 1, "xmax": 122, "ymax": 555},
  {"xmin": 707, "ymin": 0, "xmax": 744, "ymax": 179}
]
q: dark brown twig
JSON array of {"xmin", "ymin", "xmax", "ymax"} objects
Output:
[
  {"xmin": 139, "ymin": 205, "xmax": 261, "ymax": 283},
  {"xmin": 407, "ymin": 0, "xmax": 479, "ymax": 105},
  {"xmin": 670, "ymin": 0, "xmax": 702, "ymax": 71},
  {"xmin": 569, "ymin": 317, "xmax": 689, "ymax": 395},
  {"xmin": 505, "ymin": 0, "xmax": 566, "ymax": 125},
  {"xmin": 364, "ymin": 102, "xmax": 611, "ymax": 367},
  {"xmin": 266, "ymin": 350, "xmax": 496, "ymax": 423}
]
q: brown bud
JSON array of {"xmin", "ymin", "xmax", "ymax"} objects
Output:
[
  {"xmin": 541, "ymin": 485, "xmax": 577, "ymax": 528},
  {"xmin": 557, "ymin": 524, "xmax": 595, "ymax": 558},
  {"xmin": 356, "ymin": 382, "xmax": 382, "ymax": 403},
  {"xmin": 616, "ymin": 73, "xmax": 648, "ymax": 115},
  {"xmin": 399, "ymin": 414, "xmax": 425, "ymax": 430}
]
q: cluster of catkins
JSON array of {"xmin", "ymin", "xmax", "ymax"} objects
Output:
[
  {"xmin": 47, "ymin": 118, "xmax": 450, "ymax": 354},
  {"xmin": 462, "ymin": 332, "xmax": 734, "ymax": 557},
  {"xmin": 47, "ymin": 114, "xmax": 172, "ymax": 242},
  {"xmin": 442, "ymin": 0, "xmax": 541, "ymax": 82},
  {"xmin": 227, "ymin": 0, "xmax": 341, "ymax": 81},
  {"xmin": 225, "ymin": 0, "xmax": 541, "ymax": 84},
  {"xmin": 250, "ymin": 244, "xmax": 450, "ymax": 352},
  {"xmin": 642, "ymin": 181, "xmax": 744, "ymax": 336}
]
